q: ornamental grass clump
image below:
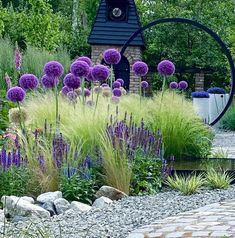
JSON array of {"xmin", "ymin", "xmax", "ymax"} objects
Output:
[
  {"xmin": 166, "ymin": 173, "xmax": 205, "ymax": 195},
  {"xmin": 221, "ymin": 104, "xmax": 235, "ymax": 131},
  {"xmin": 206, "ymin": 168, "xmax": 233, "ymax": 189}
]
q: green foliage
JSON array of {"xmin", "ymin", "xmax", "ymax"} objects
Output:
[
  {"xmin": 60, "ymin": 174, "xmax": 97, "ymax": 205},
  {"xmin": 206, "ymin": 168, "xmax": 233, "ymax": 189},
  {"xmin": 0, "ymin": 167, "xmax": 33, "ymax": 198},
  {"xmin": 130, "ymin": 152, "xmax": 162, "ymax": 195},
  {"xmin": 166, "ymin": 173, "xmax": 205, "ymax": 195},
  {"xmin": 221, "ymin": 104, "xmax": 235, "ymax": 131}
]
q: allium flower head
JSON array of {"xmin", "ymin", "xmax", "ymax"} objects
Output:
[
  {"xmin": 61, "ymin": 86, "xmax": 72, "ymax": 96},
  {"xmin": 75, "ymin": 88, "xmax": 82, "ymax": 96},
  {"xmin": 15, "ymin": 47, "xmax": 22, "ymax": 71},
  {"xmin": 102, "ymin": 83, "xmax": 109, "ymax": 88},
  {"xmin": 77, "ymin": 56, "xmax": 92, "ymax": 67},
  {"xmin": 63, "ymin": 73, "xmax": 80, "ymax": 89},
  {"xmin": 86, "ymin": 100, "xmax": 95, "ymax": 107},
  {"xmin": 103, "ymin": 49, "xmax": 121, "ymax": 65},
  {"xmin": 19, "ymin": 74, "xmax": 39, "ymax": 91},
  {"xmin": 70, "ymin": 60, "xmax": 90, "ymax": 77},
  {"xmin": 103, "ymin": 87, "xmax": 111, "ymax": 97},
  {"xmin": 41, "ymin": 75, "xmax": 59, "ymax": 89},
  {"xmin": 111, "ymin": 96, "xmax": 120, "ymax": 104},
  {"xmin": 44, "ymin": 61, "xmax": 64, "ymax": 78},
  {"xmin": 191, "ymin": 91, "xmax": 209, "ymax": 98},
  {"xmin": 120, "ymin": 87, "xmax": 127, "ymax": 95},
  {"xmin": 116, "ymin": 78, "xmax": 124, "ymax": 86},
  {"xmin": 132, "ymin": 61, "xmax": 149, "ymax": 76},
  {"xmin": 84, "ymin": 88, "xmax": 91, "ymax": 97},
  {"xmin": 169, "ymin": 81, "xmax": 178, "ymax": 90},
  {"xmin": 92, "ymin": 64, "xmax": 110, "ymax": 81},
  {"xmin": 67, "ymin": 91, "xmax": 78, "ymax": 103},
  {"xmin": 113, "ymin": 81, "xmax": 121, "ymax": 89},
  {"xmin": 207, "ymin": 87, "xmax": 226, "ymax": 94},
  {"xmin": 9, "ymin": 108, "xmax": 27, "ymax": 124},
  {"xmin": 141, "ymin": 81, "xmax": 149, "ymax": 89},
  {"xmin": 178, "ymin": 81, "xmax": 188, "ymax": 90},
  {"xmin": 7, "ymin": 86, "xmax": 26, "ymax": 102},
  {"xmin": 157, "ymin": 60, "xmax": 175, "ymax": 76},
  {"xmin": 86, "ymin": 67, "xmax": 95, "ymax": 81},
  {"xmin": 93, "ymin": 86, "xmax": 102, "ymax": 94},
  {"xmin": 113, "ymin": 88, "xmax": 122, "ymax": 97}
]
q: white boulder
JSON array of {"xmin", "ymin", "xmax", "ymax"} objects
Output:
[
  {"xmin": 70, "ymin": 201, "xmax": 92, "ymax": 212},
  {"xmin": 54, "ymin": 198, "xmax": 70, "ymax": 214},
  {"xmin": 92, "ymin": 196, "xmax": 113, "ymax": 209},
  {"xmin": 37, "ymin": 191, "xmax": 62, "ymax": 204}
]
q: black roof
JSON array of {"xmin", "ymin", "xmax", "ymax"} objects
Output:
[{"xmin": 88, "ymin": 0, "xmax": 144, "ymax": 47}]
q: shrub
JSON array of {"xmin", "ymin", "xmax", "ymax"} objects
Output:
[
  {"xmin": 206, "ymin": 168, "xmax": 233, "ymax": 189},
  {"xmin": 221, "ymin": 104, "xmax": 235, "ymax": 131},
  {"xmin": 165, "ymin": 173, "xmax": 205, "ymax": 195}
]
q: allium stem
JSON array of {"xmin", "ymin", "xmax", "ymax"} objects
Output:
[
  {"xmin": 54, "ymin": 77, "xmax": 59, "ymax": 131},
  {"xmin": 81, "ymin": 77, "xmax": 85, "ymax": 106},
  {"xmin": 139, "ymin": 76, "xmax": 142, "ymax": 106},
  {"xmin": 17, "ymin": 102, "xmax": 24, "ymax": 131},
  {"xmin": 94, "ymin": 85, "xmax": 101, "ymax": 117},
  {"xmin": 160, "ymin": 76, "xmax": 166, "ymax": 109},
  {"xmin": 110, "ymin": 65, "xmax": 114, "ymax": 92}
]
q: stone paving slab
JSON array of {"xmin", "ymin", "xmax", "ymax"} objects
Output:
[{"xmin": 127, "ymin": 200, "xmax": 235, "ymax": 238}]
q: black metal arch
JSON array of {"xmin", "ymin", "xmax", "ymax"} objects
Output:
[{"xmin": 121, "ymin": 18, "xmax": 235, "ymax": 126}]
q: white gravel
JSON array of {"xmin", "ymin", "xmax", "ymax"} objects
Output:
[{"xmin": 3, "ymin": 186, "xmax": 235, "ymax": 238}]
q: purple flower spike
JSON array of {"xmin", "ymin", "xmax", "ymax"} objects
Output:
[
  {"xmin": 7, "ymin": 86, "xmax": 26, "ymax": 102},
  {"xmin": 70, "ymin": 60, "xmax": 90, "ymax": 77},
  {"xmin": 132, "ymin": 61, "xmax": 149, "ymax": 76},
  {"xmin": 113, "ymin": 88, "xmax": 122, "ymax": 97},
  {"xmin": 63, "ymin": 73, "xmax": 81, "ymax": 89},
  {"xmin": 103, "ymin": 49, "xmax": 121, "ymax": 65},
  {"xmin": 15, "ymin": 47, "xmax": 22, "ymax": 71},
  {"xmin": 169, "ymin": 81, "xmax": 178, "ymax": 90},
  {"xmin": 113, "ymin": 81, "xmax": 121, "ymax": 89},
  {"xmin": 84, "ymin": 88, "xmax": 91, "ymax": 97},
  {"xmin": 157, "ymin": 60, "xmax": 175, "ymax": 76},
  {"xmin": 4, "ymin": 73, "xmax": 12, "ymax": 90},
  {"xmin": 77, "ymin": 56, "xmax": 92, "ymax": 67},
  {"xmin": 141, "ymin": 81, "xmax": 149, "ymax": 89},
  {"xmin": 19, "ymin": 74, "xmax": 39, "ymax": 91},
  {"xmin": 178, "ymin": 81, "xmax": 188, "ymax": 90},
  {"xmin": 44, "ymin": 61, "xmax": 64, "ymax": 78},
  {"xmin": 116, "ymin": 78, "xmax": 124, "ymax": 86},
  {"xmin": 41, "ymin": 75, "xmax": 59, "ymax": 89},
  {"xmin": 91, "ymin": 64, "xmax": 110, "ymax": 81},
  {"xmin": 61, "ymin": 86, "xmax": 72, "ymax": 96}
]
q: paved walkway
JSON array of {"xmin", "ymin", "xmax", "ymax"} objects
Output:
[
  {"xmin": 127, "ymin": 199, "xmax": 235, "ymax": 238},
  {"xmin": 212, "ymin": 130, "xmax": 235, "ymax": 159}
]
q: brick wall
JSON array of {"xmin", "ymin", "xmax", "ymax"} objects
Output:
[
  {"xmin": 195, "ymin": 73, "xmax": 205, "ymax": 91},
  {"xmin": 91, "ymin": 45, "xmax": 143, "ymax": 93}
]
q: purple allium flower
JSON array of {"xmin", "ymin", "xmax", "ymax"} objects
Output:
[
  {"xmin": 113, "ymin": 81, "xmax": 121, "ymax": 89},
  {"xmin": 77, "ymin": 56, "xmax": 92, "ymax": 67},
  {"xmin": 91, "ymin": 64, "xmax": 110, "ymax": 81},
  {"xmin": 44, "ymin": 61, "xmax": 64, "ymax": 78},
  {"xmin": 70, "ymin": 60, "xmax": 90, "ymax": 77},
  {"xmin": 111, "ymin": 96, "xmax": 120, "ymax": 104},
  {"xmin": 7, "ymin": 86, "xmax": 26, "ymax": 102},
  {"xmin": 116, "ymin": 78, "xmax": 124, "ymax": 86},
  {"xmin": 112, "ymin": 88, "xmax": 122, "ymax": 97},
  {"xmin": 157, "ymin": 60, "xmax": 175, "ymax": 76},
  {"xmin": 4, "ymin": 73, "xmax": 12, "ymax": 90},
  {"xmin": 67, "ymin": 91, "xmax": 78, "ymax": 103},
  {"xmin": 103, "ymin": 88, "xmax": 111, "ymax": 97},
  {"xmin": 191, "ymin": 91, "xmax": 210, "ymax": 98},
  {"xmin": 103, "ymin": 49, "xmax": 121, "ymax": 65},
  {"xmin": 84, "ymin": 88, "xmax": 91, "ymax": 97},
  {"xmin": 169, "ymin": 81, "xmax": 178, "ymax": 90},
  {"xmin": 41, "ymin": 75, "xmax": 59, "ymax": 89},
  {"xmin": 102, "ymin": 83, "xmax": 109, "ymax": 88},
  {"xmin": 15, "ymin": 47, "xmax": 22, "ymax": 71},
  {"xmin": 63, "ymin": 73, "xmax": 80, "ymax": 89},
  {"xmin": 178, "ymin": 81, "xmax": 188, "ymax": 90},
  {"xmin": 19, "ymin": 74, "xmax": 39, "ymax": 91},
  {"xmin": 141, "ymin": 81, "xmax": 149, "ymax": 89},
  {"xmin": 207, "ymin": 87, "xmax": 226, "ymax": 94},
  {"xmin": 132, "ymin": 61, "xmax": 149, "ymax": 76},
  {"xmin": 86, "ymin": 67, "xmax": 95, "ymax": 81},
  {"xmin": 61, "ymin": 86, "xmax": 72, "ymax": 96}
]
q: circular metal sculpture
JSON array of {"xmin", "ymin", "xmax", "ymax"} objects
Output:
[{"xmin": 121, "ymin": 18, "xmax": 235, "ymax": 126}]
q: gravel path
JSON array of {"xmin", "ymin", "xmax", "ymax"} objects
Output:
[
  {"xmin": 212, "ymin": 129, "xmax": 235, "ymax": 158},
  {"xmin": 4, "ymin": 186, "xmax": 235, "ymax": 238}
]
